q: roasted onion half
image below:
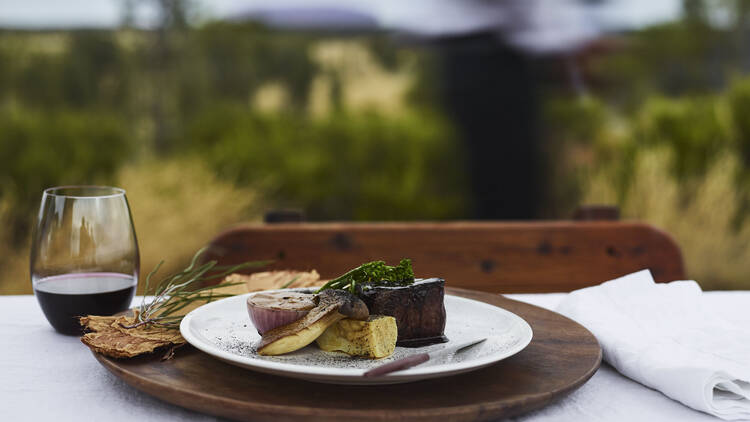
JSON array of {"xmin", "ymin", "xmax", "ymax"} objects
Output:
[{"xmin": 246, "ymin": 291, "xmax": 315, "ymax": 334}]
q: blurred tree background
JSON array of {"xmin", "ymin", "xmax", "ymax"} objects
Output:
[{"xmin": 1, "ymin": 0, "xmax": 749, "ymax": 293}]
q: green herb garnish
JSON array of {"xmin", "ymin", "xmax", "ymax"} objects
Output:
[
  {"xmin": 315, "ymin": 259, "xmax": 415, "ymax": 294},
  {"xmin": 121, "ymin": 247, "xmax": 271, "ymax": 330}
]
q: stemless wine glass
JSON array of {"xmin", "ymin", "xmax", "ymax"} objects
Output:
[{"xmin": 30, "ymin": 186, "xmax": 139, "ymax": 335}]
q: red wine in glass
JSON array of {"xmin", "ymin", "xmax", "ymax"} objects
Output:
[
  {"xmin": 30, "ymin": 186, "xmax": 139, "ymax": 335},
  {"xmin": 33, "ymin": 273, "xmax": 137, "ymax": 335}
]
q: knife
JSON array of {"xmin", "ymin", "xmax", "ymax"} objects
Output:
[{"xmin": 363, "ymin": 338, "xmax": 487, "ymax": 377}]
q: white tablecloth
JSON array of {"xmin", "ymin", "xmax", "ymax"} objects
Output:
[{"xmin": 2, "ymin": 292, "xmax": 749, "ymax": 422}]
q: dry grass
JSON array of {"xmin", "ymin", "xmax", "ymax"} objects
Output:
[
  {"xmin": 309, "ymin": 40, "xmax": 415, "ymax": 116},
  {"xmin": 0, "ymin": 197, "xmax": 30, "ymax": 294},
  {"xmin": 118, "ymin": 158, "xmax": 262, "ymax": 293},
  {"xmin": 0, "ymin": 158, "xmax": 262, "ymax": 294},
  {"xmin": 584, "ymin": 148, "xmax": 750, "ymax": 289}
]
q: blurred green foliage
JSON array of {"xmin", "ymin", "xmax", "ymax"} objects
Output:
[
  {"xmin": 543, "ymin": 0, "xmax": 750, "ymax": 225},
  {"xmin": 635, "ymin": 96, "xmax": 730, "ymax": 180},
  {"xmin": 0, "ymin": 109, "xmax": 130, "ymax": 242},
  {"xmin": 4, "ymin": 31, "xmax": 133, "ymax": 110},
  {"xmin": 728, "ymin": 77, "xmax": 750, "ymax": 172},
  {"xmin": 192, "ymin": 22, "xmax": 318, "ymax": 109},
  {"xmin": 185, "ymin": 104, "xmax": 466, "ymax": 220},
  {"xmin": 547, "ymin": 85, "xmax": 749, "ymax": 205},
  {"xmin": 0, "ymin": 23, "xmax": 467, "ymax": 249}
]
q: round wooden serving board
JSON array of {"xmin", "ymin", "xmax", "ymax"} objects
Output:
[{"xmin": 93, "ymin": 287, "xmax": 602, "ymax": 422}]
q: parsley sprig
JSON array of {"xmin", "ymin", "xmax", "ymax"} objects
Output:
[{"xmin": 315, "ymin": 259, "xmax": 414, "ymax": 294}]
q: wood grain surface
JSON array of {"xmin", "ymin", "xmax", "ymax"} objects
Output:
[
  {"xmin": 93, "ymin": 287, "xmax": 602, "ymax": 422},
  {"xmin": 202, "ymin": 221, "xmax": 685, "ymax": 293}
]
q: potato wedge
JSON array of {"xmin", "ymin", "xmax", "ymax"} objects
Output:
[{"xmin": 316, "ymin": 315, "xmax": 397, "ymax": 359}]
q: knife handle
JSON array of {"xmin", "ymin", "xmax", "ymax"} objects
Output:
[{"xmin": 363, "ymin": 353, "xmax": 430, "ymax": 377}]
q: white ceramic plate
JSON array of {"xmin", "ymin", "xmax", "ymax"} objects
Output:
[{"xmin": 180, "ymin": 291, "xmax": 533, "ymax": 385}]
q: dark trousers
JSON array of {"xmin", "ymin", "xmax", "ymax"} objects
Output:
[{"xmin": 440, "ymin": 34, "xmax": 540, "ymax": 219}]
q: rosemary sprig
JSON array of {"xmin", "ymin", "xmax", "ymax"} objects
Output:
[
  {"xmin": 280, "ymin": 275, "xmax": 300, "ymax": 289},
  {"xmin": 121, "ymin": 247, "xmax": 271, "ymax": 330}
]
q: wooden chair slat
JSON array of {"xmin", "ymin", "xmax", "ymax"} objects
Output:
[{"xmin": 203, "ymin": 221, "xmax": 685, "ymax": 293}]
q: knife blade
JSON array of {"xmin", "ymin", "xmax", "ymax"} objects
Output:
[{"xmin": 363, "ymin": 338, "xmax": 487, "ymax": 377}]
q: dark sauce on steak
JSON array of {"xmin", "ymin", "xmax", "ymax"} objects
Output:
[{"xmin": 357, "ymin": 278, "xmax": 448, "ymax": 347}]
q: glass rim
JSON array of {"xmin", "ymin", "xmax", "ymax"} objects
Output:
[{"xmin": 43, "ymin": 185, "xmax": 126, "ymax": 199}]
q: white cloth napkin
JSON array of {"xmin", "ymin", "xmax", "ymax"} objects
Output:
[{"xmin": 556, "ymin": 270, "xmax": 750, "ymax": 420}]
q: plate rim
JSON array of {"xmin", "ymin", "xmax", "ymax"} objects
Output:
[{"xmin": 180, "ymin": 290, "xmax": 533, "ymax": 382}]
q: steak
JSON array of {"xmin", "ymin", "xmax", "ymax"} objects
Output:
[{"xmin": 357, "ymin": 278, "xmax": 447, "ymax": 347}]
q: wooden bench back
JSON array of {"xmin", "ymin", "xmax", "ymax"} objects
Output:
[{"xmin": 203, "ymin": 221, "xmax": 685, "ymax": 293}]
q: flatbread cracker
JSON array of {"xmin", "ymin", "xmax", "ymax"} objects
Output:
[
  {"xmin": 112, "ymin": 316, "xmax": 185, "ymax": 344},
  {"xmin": 81, "ymin": 331, "xmax": 171, "ymax": 358},
  {"xmin": 79, "ymin": 315, "xmax": 119, "ymax": 333},
  {"xmin": 226, "ymin": 270, "xmax": 324, "ymax": 292},
  {"xmin": 79, "ymin": 314, "xmax": 184, "ymax": 358}
]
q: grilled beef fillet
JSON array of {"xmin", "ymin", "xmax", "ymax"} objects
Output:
[{"xmin": 357, "ymin": 278, "xmax": 447, "ymax": 347}]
